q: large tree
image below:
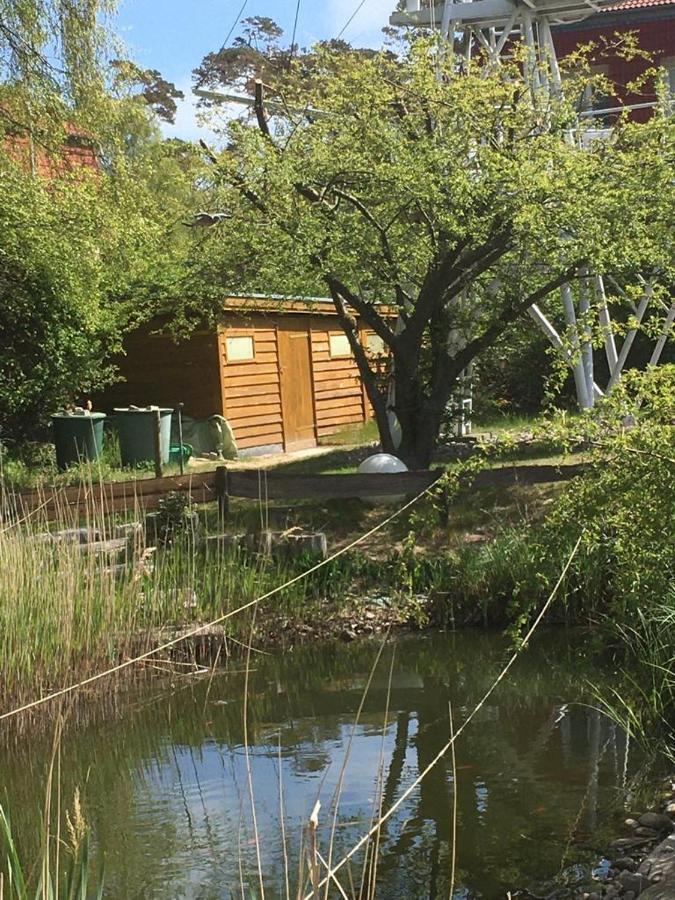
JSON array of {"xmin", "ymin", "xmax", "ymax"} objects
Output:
[
  {"xmin": 193, "ymin": 38, "xmax": 672, "ymax": 467},
  {"xmin": 0, "ymin": 1, "xmax": 198, "ymax": 440}
]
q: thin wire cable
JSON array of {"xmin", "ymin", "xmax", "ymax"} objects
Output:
[
  {"xmin": 303, "ymin": 532, "xmax": 584, "ymax": 899},
  {"xmin": 336, "ymin": 0, "xmax": 370, "ymax": 40},
  {"xmin": 288, "ymin": 0, "xmax": 301, "ymax": 67},
  {"xmin": 220, "ymin": 0, "xmax": 248, "ymax": 52},
  {"xmin": 0, "ymin": 478, "xmax": 439, "ymax": 724}
]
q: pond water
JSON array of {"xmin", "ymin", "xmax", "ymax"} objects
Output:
[{"xmin": 0, "ymin": 630, "xmax": 654, "ymax": 898}]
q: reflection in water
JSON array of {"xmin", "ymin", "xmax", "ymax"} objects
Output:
[{"xmin": 0, "ymin": 630, "xmax": 645, "ymax": 898}]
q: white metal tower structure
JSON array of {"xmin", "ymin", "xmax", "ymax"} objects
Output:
[{"xmin": 391, "ymin": 1, "xmax": 675, "ymax": 412}]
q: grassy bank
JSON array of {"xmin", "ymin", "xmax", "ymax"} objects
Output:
[
  {"xmin": 1, "ymin": 369, "xmax": 672, "ymax": 741},
  {"xmin": 0, "ymin": 474, "xmax": 565, "ymax": 714}
]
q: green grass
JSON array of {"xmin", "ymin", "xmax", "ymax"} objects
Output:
[
  {"xmin": 0, "ymin": 462, "xmax": 559, "ymax": 712},
  {"xmin": 0, "ymin": 515, "xmax": 336, "ymax": 712},
  {"xmin": 0, "ymin": 410, "xmax": 603, "ymax": 711},
  {"xmin": 0, "ymin": 782, "xmax": 102, "ymax": 899},
  {"xmin": 0, "ymin": 431, "xmax": 183, "ymax": 491},
  {"xmin": 318, "ymin": 419, "xmax": 379, "ymax": 447},
  {"xmin": 472, "ymin": 411, "xmax": 544, "ymax": 435},
  {"xmin": 593, "ymin": 593, "xmax": 675, "ymax": 763}
]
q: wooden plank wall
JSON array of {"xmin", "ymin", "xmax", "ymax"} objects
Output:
[
  {"xmin": 100, "ymin": 312, "xmax": 382, "ymax": 452},
  {"xmin": 98, "ymin": 326, "xmax": 223, "ymax": 420},
  {"xmin": 218, "ymin": 315, "xmax": 285, "ymax": 450},
  {"xmin": 309, "ymin": 319, "xmax": 370, "ymax": 439}
]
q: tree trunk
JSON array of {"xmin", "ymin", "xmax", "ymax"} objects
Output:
[{"xmin": 394, "ymin": 367, "xmax": 458, "ymax": 469}]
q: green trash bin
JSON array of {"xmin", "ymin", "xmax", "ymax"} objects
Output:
[
  {"xmin": 114, "ymin": 407, "xmax": 173, "ymax": 467},
  {"xmin": 52, "ymin": 412, "xmax": 106, "ymax": 471}
]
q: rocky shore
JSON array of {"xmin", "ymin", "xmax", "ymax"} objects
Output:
[{"xmin": 584, "ymin": 782, "xmax": 675, "ymax": 899}]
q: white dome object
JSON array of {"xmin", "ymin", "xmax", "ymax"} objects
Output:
[
  {"xmin": 358, "ymin": 453, "xmax": 408, "ymax": 474},
  {"xmin": 358, "ymin": 453, "xmax": 408, "ymax": 504}
]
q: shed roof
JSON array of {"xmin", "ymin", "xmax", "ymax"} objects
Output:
[
  {"xmin": 222, "ymin": 293, "xmax": 397, "ymax": 317},
  {"xmin": 602, "ymin": 0, "xmax": 675, "ymax": 10}
]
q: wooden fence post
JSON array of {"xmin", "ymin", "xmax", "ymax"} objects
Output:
[
  {"xmin": 215, "ymin": 466, "xmax": 229, "ymax": 527},
  {"xmin": 152, "ymin": 409, "xmax": 163, "ymax": 479}
]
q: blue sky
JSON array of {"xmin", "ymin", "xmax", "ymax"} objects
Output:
[{"xmin": 114, "ymin": 0, "xmax": 395, "ymax": 139}]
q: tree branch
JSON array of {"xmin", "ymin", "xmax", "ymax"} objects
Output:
[
  {"xmin": 253, "ymin": 79, "xmax": 273, "ymax": 142},
  {"xmin": 403, "ymin": 227, "xmax": 511, "ymax": 351},
  {"xmin": 322, "ymin": 271, "xmax": 398, "ymax": 348},
  {"xmin": 450, "ymin": 263, "xmax": 583, "ymax": 381},
  {"xmin": 326, "ymin": 281, "xmax": 395, "ymax": 453},
  {"xmin": 331, "ymin": 187, "xmax": 411, "ymax": 308}
]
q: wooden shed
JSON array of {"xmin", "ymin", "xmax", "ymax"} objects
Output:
[{"xmin": 100, "ymin": 295, "xmax": 387, "ymax": 454}]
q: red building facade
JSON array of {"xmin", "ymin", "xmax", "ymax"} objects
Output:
[
  {"xmin": 2, "ymin": 118, "xmax": 99, "ymax": 177},
  {"xmin": 552, "ymin": 0, "xmax": 675, "ymax": 120}
]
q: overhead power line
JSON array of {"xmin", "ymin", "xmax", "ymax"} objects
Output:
[
  {"xmin": 336, "ymin": 0, "xmax": 370, "ymax": 40},
  {"xmin": 219, "ymin": 0, "xmax": 249, "ymax": 53},
  {"xmin": 289, "ymin": 0, "xmax": 301, "ymax": 66}
]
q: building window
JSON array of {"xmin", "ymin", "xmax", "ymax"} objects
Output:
[
  {"xmin": 329, "ymin": 333, "xmax": 352, "ymax": 357},
  {"xmin": 366, "ymin": 333, "xmax": 386, "ymax": 356},
  {"xmin": 580, "ymin": 64, "xmax": 612, "ymax": 116},
  {"xmin": 226, "ymin": 335, "xmax": 254, "ymax": 362},
  {"xmin": 663, "ymin": 56, "xmax": 675, "ymax": 96}
]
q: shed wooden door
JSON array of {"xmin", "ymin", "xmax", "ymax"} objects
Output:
[{"xmin": 278, "ymin": 322, "xmax": 317, "ymax": 450}]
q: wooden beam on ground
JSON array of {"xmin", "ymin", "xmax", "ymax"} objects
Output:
[
  {"xmin": 6, "ymin": 461, "xmax": 588, "ymax": 524},
  {"xmin": 223, "ymin": 468, "xmax": 443, "ymax": 501}
]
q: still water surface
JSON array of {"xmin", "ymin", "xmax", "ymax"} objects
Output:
[{"xmin": 0, "ymin": 631, "xmax": 649, "ymax": 898}]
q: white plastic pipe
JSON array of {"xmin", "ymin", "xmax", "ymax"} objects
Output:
[
  {"xmin": 528, "ymin": 305, "xmax": 604, "ymax": 400},
  {"xmin": 607, "ymin": 284, "xmax": 652, "ymax": 391},
  {"xmin": 594, "ymin": 275, "xmax": 619, "ymax": 373},
  {"xmin": 648, "ymin": 302, "xmax": 675, "ymax": 368},
  {"xmin": 561, "ymin": 283, "xmax": 592, "ymax": 409},
  {"xmin": 579, "ymin": 270, "xmax": 595, "ymax": 408}
]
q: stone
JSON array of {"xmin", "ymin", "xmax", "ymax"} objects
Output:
[
  {"xmin": 626, "ymin": 818, "xmax": 640, "ymax": 829},
  {"xmin": 636, "ymin": 827, "xmax": 660, "ymax": 839},
  {"xmin": 614, "ymin": 858, "xmax": 638, "ymax": 872},
  {"xmin": 340, "ymin": 628, "xmax": 357, "ymax": 642},
  {"xmin": 639, "ymin": 834, "xmax": 675, "ymax": 882},
  {"xmin": 640, "ymin": 814, "xmax": 675, "ymax": 834},
  {"xmin": 665, "ymin": 803, "xmax": 675, "ymax": 818},
  {"xmin": 612, "ymin": 838, "xmax": 653, "ymax": 851},
  {"xmin": 639, "ymin": 885, "xmax": 675, "ymax": 899},
  {"xmin": 619, "ymin": 870, "xmax": 651, "ymax": 894},
  {"xmin": 76, "ymin": 538, "xmax": 129, "ymax": 563},
  {"xmin": 205, "ymin": 533, "xmax": 244, "ymax": 552},
  {"xmin": 277, "ymin": 531, "xmax": 328, "ymax": 560},
  {"xmin": 144, "ymin": 512, "xmax": 161, "ymax": 543},
  {"xmin": 37, "ymin": 527, "xmax": 101, "ymax": 544},
  {"xmin": 115, "ymin": 521, "xmax": 142, "ymax": 539}
]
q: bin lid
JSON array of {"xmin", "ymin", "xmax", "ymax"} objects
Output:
[
  {"xmin": 52, "ymin": 411, "xmax": 106, "ymax": 419},
  {"xmin": 113, "ymin": 406, "xmax": 173, "ymax": 414}
]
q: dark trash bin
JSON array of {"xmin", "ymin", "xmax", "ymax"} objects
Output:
[
  {"xmin": 114, "ymin": 407, "xmax": 173, "ymax": 467},
  {"xmin": 52, "ymin": 412, "xmax": 106, "ymax": 470}
]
